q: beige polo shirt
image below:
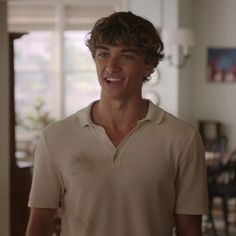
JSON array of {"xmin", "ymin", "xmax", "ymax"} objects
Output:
[{"xmin": 29, "ymin": 100, "xmax": 208, "ymax": 236}]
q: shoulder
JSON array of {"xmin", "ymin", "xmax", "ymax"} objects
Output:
[
  {"xmin": 164, "ymin": 111, "xmax": 196, "ymax": 136},
  {"xmin": 154, "ymin": 105, "xmax": 199, "ymax": 141},
  {"xmin": 43, "ymin": 103, "xmax": 93, "ymax": 140},
  {"xmin": 146, "ymin": 101, "xmax": 202, "ymax": 150},
  {"xmin": 161, "ymin": 109, "xmax": 204, "ymax": 161},
  {"xmin": 152, "ymin": 107, "xmax": 205, "ymax": 173},
  {"xmin": 150, "ymin": 106, "xmax": 204, "ymax": 160},
  {"xmin": 44, "ymin": 112, "xmax": 78, "ymax": 137}
]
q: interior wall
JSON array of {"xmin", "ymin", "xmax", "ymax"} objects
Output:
[
  {"xmin": 178, "ymin": 0, "xmax": 194, "ymax": 124},
  {"xmin": 129, "ymin": 0, "xmax": 161, "ymax": 26},
  {"xmin": 193, "ymin": 0, "xmax": 236, "ymax": 151},
  {"xmin": 129, "ymin": 0, "xmax": 180, "ymax": 116},
  {"xmin": 0, "ymin": 1, "xmax": 10, "ymax": 236}
]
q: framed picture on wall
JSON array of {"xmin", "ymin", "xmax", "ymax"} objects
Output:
[{"xmin": 207, "ymin": 48, "xmax": 236, "ymax": 82}]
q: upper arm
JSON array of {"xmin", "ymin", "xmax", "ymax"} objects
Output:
[
  {"xmin": 175, "ymin": 214, "xmax": 202, "ymax": 236},
  {"xmin": 26, "ymin": 208, "xmax": 56, "ymax": 236},
  {"xmin": 175, "ymin": 131, "xmax": 208, "ymax": 214}
]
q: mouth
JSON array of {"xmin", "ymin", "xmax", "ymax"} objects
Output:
[{"xmin": 104, "ymin": 77, "xmax": 124, "ymax": 84}]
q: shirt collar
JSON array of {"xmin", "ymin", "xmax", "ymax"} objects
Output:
[
  {"xmin": 75, "ymin": 100, "xmax": 165, "ymax": 127},
  {"xmin": 74, "ymin": 101, "xmax": 96, "ymax": 127},
  {"xmin": 138, "ymin": 100, "xmax": 164, "ymax": 125}
]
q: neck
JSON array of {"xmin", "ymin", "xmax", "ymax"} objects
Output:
[{"xmin": 92, "ymin": 98, "xmax": 148, "ymax": 132}]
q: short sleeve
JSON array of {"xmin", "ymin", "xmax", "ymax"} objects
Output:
[
  {"xmin": 175, "ymin": 131, "xmax": 208, "ymax": 215},
  {"xmin": 28, "ymin": 132, "xmax": 63, "ymax": 208}
]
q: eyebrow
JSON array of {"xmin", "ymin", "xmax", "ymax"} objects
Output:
[
  {"xmin": 96, "ymin": 45, "xmax": 140, "ymax": 55},
  {"xmin": 122, "ymin": 49, "xmax": 140, "ymax": 55},
  {"xmin": 96, "ymin": 45, "xmax": 109, "ymax": 50}
]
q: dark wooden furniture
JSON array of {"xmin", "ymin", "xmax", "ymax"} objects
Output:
[
  {"xmin": 9, "ymin": 33, "xmax": 32, "ymax": 236},
  {"xmin": 207, "ymin": 149, "xmax": 236, "ymax": 236},
  {"xmin": 198, "ymin": 120, "xmax": 223, "ymax": 152}
]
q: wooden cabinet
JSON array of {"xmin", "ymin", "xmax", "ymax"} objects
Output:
[{"xmin": 9, "ymin": 33, "xmax": 32, "ymax": 236}]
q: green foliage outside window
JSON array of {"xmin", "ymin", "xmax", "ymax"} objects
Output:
[{"xmin": 17, "ymin": 96, "xmax": 55, "ymax": 133}]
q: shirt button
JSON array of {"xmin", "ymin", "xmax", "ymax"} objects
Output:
[{"xmin": 101, "ymin": 134, "xmax": 106, "ymax": 139}]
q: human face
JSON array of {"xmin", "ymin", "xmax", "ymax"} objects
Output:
[{"xmin": 94, "ymin": 45, "xmax": 154, "ymax": 101}]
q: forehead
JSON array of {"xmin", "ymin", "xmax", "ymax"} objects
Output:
[{"xmin": 96, "ymin": 44, "xmax": 141, "ymax": 54}]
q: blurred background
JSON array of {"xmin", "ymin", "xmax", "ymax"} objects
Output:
[{"xmin": 1, "ymin": 0, "xmax": 236, "ymax": 235}]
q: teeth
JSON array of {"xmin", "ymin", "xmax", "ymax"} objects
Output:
[{"xmin": 106, "ymin": 77, "xmax": 122, "ymax": 82}]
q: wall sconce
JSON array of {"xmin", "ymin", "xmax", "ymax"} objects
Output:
[{"xmin": 161, "ymin": 28, "xmax": 194, "ymax": 68}]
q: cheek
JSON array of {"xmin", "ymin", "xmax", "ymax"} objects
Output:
[
  {"xmin": 95, "ymin": 66, "xmax": 102, "ymax": 85},
  {"xmin": 95, "ymin": 63, "xmax": 104, "ymax": 76},
  {"xmin": 129, "ymin": 66, "xmax": 147, "ymax": 79}
]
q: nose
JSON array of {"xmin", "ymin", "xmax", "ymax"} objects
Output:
[{"xmin": 105, "ymin": 56, "xmax": 121, "ymax": 73}]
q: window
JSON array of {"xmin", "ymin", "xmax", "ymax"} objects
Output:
[
  {"xmin": 14, "ymin": 32, "xmax": 54, "ymax": 162},
  {"xmin": 14, "ymin": 32, "xmax": 53, "ymax": 118},
  {"xmin": 8, "ymin": 1, "xmax": 126, "ymax": 163},
  {"xmin": 64, "ymin": 31, "xmax": 100, "ymax": 116},
  {"xmin": 14, "ymin": 30, "xmax": 100, "ymax": 163}
]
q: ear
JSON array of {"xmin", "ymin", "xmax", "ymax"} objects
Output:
[{"xmin": 144, "ymin": 64, "xmax": 155, "ymax": 78}]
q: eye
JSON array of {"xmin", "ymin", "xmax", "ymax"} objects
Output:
[
  {"xmin": 97, "ymin": 51, "xmax": 109, "ymax": 59},
  {"xmin": 121, "ymin": 54, "xmax": 135, "ymax": 60}
]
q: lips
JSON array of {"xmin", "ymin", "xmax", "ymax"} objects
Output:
[
  {"xmin": 103, "ymin": 73, "xmax": 124, "ymax": 85},
  {"xmin": 105, "ymin": 77, "xmax": 123, "ymax": 83}
]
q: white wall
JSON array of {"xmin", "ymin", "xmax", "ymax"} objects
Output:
[
  {"xmin": 0, "ymin": 1, "xmax": 10, "ymax": 235},
  {"xmin": 158, "ymin": 0, "xmax": 179, "ymax": 116},
  {"xmin": 129, "ymin": 0, "xmax": 180, "ymax": 116},
  {"xmin": 178, "ymin": 0, "xmax": 194, "ymax": 123},
  {"xmin": 193, "ymin": 0, "xmax": 236, "ymax": 151},
  {"xmin": 129, "ymin": 0, "xmax": 161, "ymax": 26}
]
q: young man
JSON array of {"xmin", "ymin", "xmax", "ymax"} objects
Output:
[{"xmin": 26, "ymin": 11, "xmax": 208, "ymax": 236}]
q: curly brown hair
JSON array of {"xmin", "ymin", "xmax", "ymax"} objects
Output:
[{"xmin": 86, "ymin": 11, "xmax": 164, "ymax": 68}]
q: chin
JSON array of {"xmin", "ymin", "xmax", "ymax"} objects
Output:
[{"xmin": 101, "ymin": 90, "xmax": 124, "ymax": 100}]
